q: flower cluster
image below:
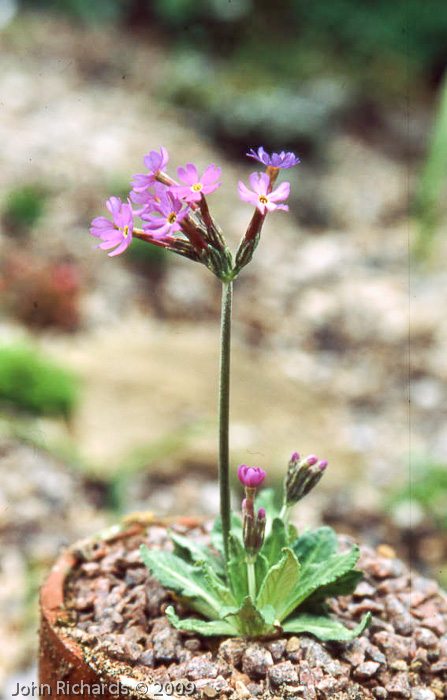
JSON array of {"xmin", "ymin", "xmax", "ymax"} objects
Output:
[
  {"xmin": 284, "ymin": 451, "xmax": 328, "ymax": 508},
  {"xmin": 89, "ymin": 146, "xmax": 300, "ymax": 280}
]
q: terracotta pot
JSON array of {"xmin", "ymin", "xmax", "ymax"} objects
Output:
[
  {"xmin": 39, "ymin": 513, "xmax": 447, "ymax": 700},
  {"xmin": 39, "ymin": 514, "xmax": 205, "ymax": 700}
]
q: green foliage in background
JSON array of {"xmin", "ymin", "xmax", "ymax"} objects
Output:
[
  {"xmin": 414, "ymin": 70, "xmax": 447, "ymax": 258},
  {"xmin": 21, "ymin": 0, "xmax": 126, "ymax": 24},
  {"xmin": 389, "ymin": 458, "xmax": 447, "ymax": 531},
  {"xmin": 20, "ymin": 0, "xmax": 447, "ymax": 81},
  {"xmin": 2, "ymin": 184, "xmax": 46, "ymax": 236},
  {"xmin": 0, "ymin": 344, "xmax": 79, "ymax": 420}
]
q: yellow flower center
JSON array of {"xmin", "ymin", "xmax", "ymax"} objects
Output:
[
  {"xmin": 192, "ymin": 183, "xmax": 203, "ymax": 192},
  {"xmin": 259, "ymin": 195, "xmax": 268, "ymax": 204},
  {"xmin": 123, "ymin": 225, "xmax": 129, "ymax": 238},
  {"xmin": 167, "ymin": 213, "xmax": 177, "ymax": 225}
]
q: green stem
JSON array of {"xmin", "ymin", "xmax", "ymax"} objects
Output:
[
  {"xmin": 279, "ymin": 504, "xmax": 288, "ymax": 522},
  {"xmin": 247, "ymin": 556, "xmax": 256, "ymax": 600},
  {"xmin": 219, "ymin": 280, "xmax": 233, "ymax": 561}
]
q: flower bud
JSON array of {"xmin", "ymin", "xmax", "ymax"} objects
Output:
[
  {"xmin": 243, "ymin": 507, "xmax": 266, "ymax": 557},
  {"xmin": 237, "ymin": 465, "xmax": 266, "ymax": 488},
  {"xmin": 284, "ymin": 453, "xmax": 327, "ymax": 506}
]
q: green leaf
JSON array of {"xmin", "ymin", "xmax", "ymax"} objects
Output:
[
  {"xmin": 304, "ymin": 569, "xmax": 364, "ymax": 603},
  {"xmin": 223, "ymin": 597, "xmax": 276, "ymax": 637},
  {"xmin": 261, "ymin": 517, "xmax": 289, "ymax": 568},
  {"xmin": 227, "ymin": 533, "xmax": 248, "ymax": 603},
  {"xmin": 197, "ymin": 559, "xmax": 236, "ymax": 608},
  {"xmin": 165, "ymin": 606, "xmax": 237, "ymax": 636},
  {"xmin": 288, "ymin": 523, "xmax": 298, "ymax": 543},
  {"xmin": 257, "ymin": 548, "xmax": 300, "ymax": 611},
  {"xmin": 276, "ymin": 545, "xmax": 361, "ymax": 621},
  {"xmin": 169, "ymin": 530, "xmax": 225, "ymax": 575},
  {"xmin": 255, "ymin": 552, "xmax": 269, "ymax": 590},
  {"xmin": 291, "ymin": 526, "xmax": 338, "ymax": 566},
  {"xmin": 140, "ymin": 546, "xmax": 222, "ymax": 620},
  {"xmin": 211, "ymin": 512, "xmax": 243, "ymax": 556},
  {"xmin": 282, "ymin": 612, "xmax": 372, "ymax": 641}
]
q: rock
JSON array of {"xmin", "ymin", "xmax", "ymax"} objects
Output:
[
  {"xmin": 373, "ymin": 631, "xmax": 412, "ymax": 662},
  {"xmin": 285, "ymin": 636, "xmax": 301, "ymax": 654},
  {"xmin": 195, "ymin": 676, "xmax": 231, "ymax": 695},
  {"xmin": 268, "ymin": 639, "xmax": 287, "ymax": 662},
  {"xmin": 430, "ymin": 658, "xmax": 447, "ymax": 673},
  {"xmin": 412, "ymin": 578, "xmax": 439, "ymax": 599},
  {"xmin": 342, "ymin": 637, "xmax": 367, "ymax": 665},
  {"xmin": 353, "ymin": 661, "xmax": 380, "ymax": 679},
  {"xmin": 353, "ymin": 581, "xmax": 376, "ymax": 598},
  {"xmin": 421, "ymin": 614, "xmax": 446, "ymax": 636},
  {"xmin": 410, "ymin": 688, "xmax": 436, "ymax": 700},
  {"xmin": 300, "ymin": 637, "xmax": 333, "ymax": 667},
  {"xmin": 138, "ymin": 649, "xmax": 154, "ymax": 667},
  {"xmin": 218, "ymin": 638, "xmax": 247, "ymax": 667},
  {"xmin": 268, "ymin": 661, "xmax": 299, "ymax": 687},
  {"xmin": 151, "ymin": 619, "xmax": 182, "ymax": 663},
  {"xmin": 366, "ymin": 642, "xmax": 387, "ymax": 665},
  {"xmin": 385, "ymin": 672, "xmax": 411, "ymax": 698},
  {"xmin": 413, "ymin": 627, "xmax": 438, "ymax": 649},
  {"xmin": 185, "ymin": 652, "xmax": 220, "ymax": 681},
  {"xmin": 372, "ymin": 688, "xmax": 389, "ymax": 699},
  {"xmin": 298, "ymin": 660, "xmax": 320, "ymax": 699},
  {"xmin": 241, "ymin": 644, "xmax": 274, "ymax": 680}
]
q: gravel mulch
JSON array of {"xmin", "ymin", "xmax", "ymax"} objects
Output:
[{"xmin": 61, "ymin": 520, "xmax": 447, "ymax": 700}]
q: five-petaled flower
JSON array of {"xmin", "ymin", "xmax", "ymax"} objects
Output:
[
  {"xmin": 141, "ymin": 186, "xmax": 190, "ymax": 239},
  {"xmin": 247, "ymin": 147, "xmax": 300, "ymax": 169},
  {"xmin": 131, "ymin": 146, "xmax": 170, "ymax": 193},
  {"xmin": 172, "ymin": 163, "xmax": 221, "ymax": 203},
  {"xmin": 90, "ymin": 196, "xmax": 134, "ymax": 257},
  {"xmin": 238, "ymin": 172, "xmax": 290, "ymax": 215},
  {"xmin": 237, "ymin": 464, "xmax": 266, "ymax": 488}
]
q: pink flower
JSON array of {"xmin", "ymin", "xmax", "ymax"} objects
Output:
[
  {"xmin": 237, "ymin": 465, "xmax": 266, "ymax": 488},
  {"xmin": 131, "ymin": 146, "xmax": 169, "ymax": 193},
  {"xmin": 172, "ymin": 163, "xmax": 221, "ymax": 203},
  {"xmin": 141, "ymin": 187, "xmax": 190, "ymax": 238},
  {"xmin": 90, "ymin": 196, "xmax": 133, "ymax": 257},
  {"xmin": 238, "ymin": 172, "xmax": 290, "ymax": 215}
]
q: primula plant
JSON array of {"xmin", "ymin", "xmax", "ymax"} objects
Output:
[{"xmin": 90, "ymin": 146, "xmax": 371, "ymax": 641}]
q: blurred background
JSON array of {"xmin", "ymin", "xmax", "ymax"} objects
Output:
[{"xmin": 1, "ymin": 0, "xmax": 447, "ymax": 693}]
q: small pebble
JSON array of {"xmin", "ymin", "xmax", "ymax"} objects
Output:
[
  {"xmin": 353, "ymin": 661, "xmax": 380, "ymax": 679},
  {"xmin": 268, "ymin": 661, "xmax": 299, "ymax": 687},
  {"xmin": 372, "ymin": 688, "xmax": 388, "ymax": 699},
  {"xmin": 234, "ymin": 680, "xmax": 251, "ymax": 699},
  {"xmin": 430, "ymin": 658, "xmax": 447, "ymax": 673},
  {"xmin": 286, "ymin": 636, "xmax": 300, "ymax": 653},
  {"xmin": 410, "ymin": 688, "xmax": 436, "ymax": 700},
  {"xmin": 386, "ymin": 672, "xmax": 411, "ymax": 698},
  {"xmin": 242, "ymin": 645, "xmax": 273, "ymax": 679},
  {"xmin": 413, "ymin": 627, "xmax": 438, "ymax": 649}
]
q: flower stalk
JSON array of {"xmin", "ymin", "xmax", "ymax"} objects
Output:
[{"xmin": 219, "ymin": 279, "xmax": 233, "ymax": 560}]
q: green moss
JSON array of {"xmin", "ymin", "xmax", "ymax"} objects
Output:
[
  {"xmin": 0, "ymin": 344, "xmax": 79, "ymax": 420},
  {"xmin": 3, "ymin": 184, "xmax": 46, "ymax": 235}
]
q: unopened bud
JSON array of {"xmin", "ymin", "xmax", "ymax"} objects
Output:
[
  {"xmin": 284, "ymin": 453, "xmax": 327, "ymax": 506},
  {"xmin": 237, "ymin": 464, "xmax": 266, "ymax": 488},
  {"xmin": 243, "ymin": 507, "xmax": 266, "ymax": 557}
]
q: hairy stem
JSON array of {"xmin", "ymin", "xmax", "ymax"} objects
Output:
[{"xmin": 219, "ymin": 280, "xmax": 233, "ymax": 562}]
